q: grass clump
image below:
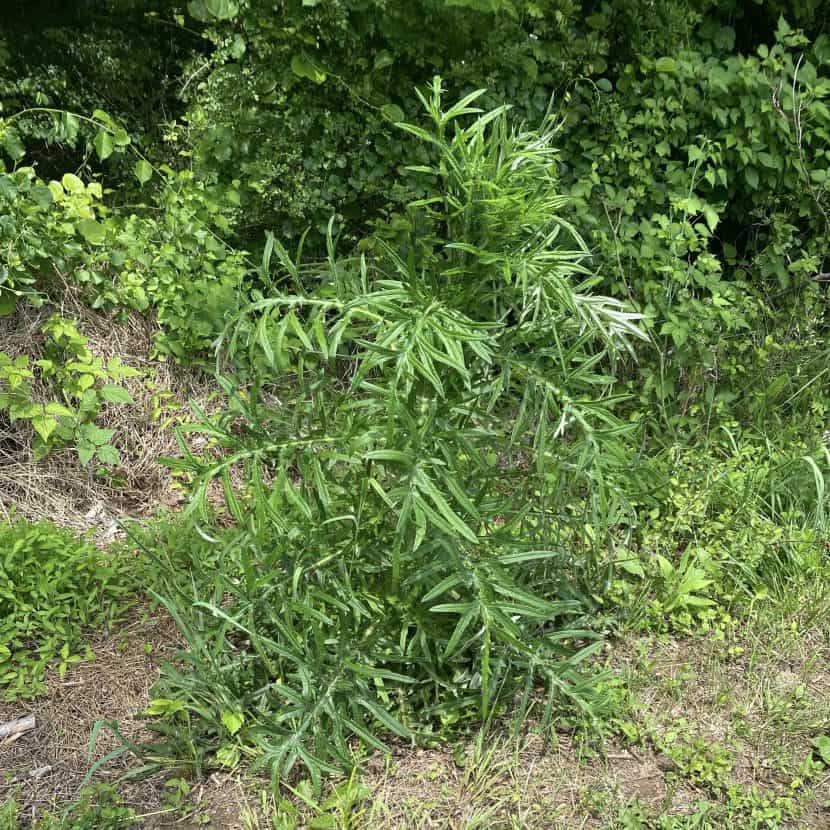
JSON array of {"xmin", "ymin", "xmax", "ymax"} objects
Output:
[
  {"xmin": 0, "ymin": 518, "xmax": 133, "ymax": 699},
  {"xmin": 602, "ymin": 432, "xmax": 830, "ymax": 634}
]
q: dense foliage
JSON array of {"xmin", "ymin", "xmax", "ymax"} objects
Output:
[{"xmin": 0, "ymin": 519, "xmax": 133, "ymax": 699}]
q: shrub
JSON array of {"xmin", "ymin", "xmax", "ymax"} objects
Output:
[
  {"xmin": 0, "ymin": 519, "xmax": 133, "ymax": 699},
  {"xmin": 0, "ymin": 154, "xmax": 250, "ymax": 361},
  {"xmin": 558, "ymin": 21, "xmax": 830, "ymax": 428},
  {"xmin": 145, "ymin": 82, "xmax": 644, "ymax": 786}
]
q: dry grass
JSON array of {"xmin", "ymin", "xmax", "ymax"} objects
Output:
[
  {"xmin": 607, "ymin": 607, "xmax": 830, "ymax": 826},
  {"xmin": 0, "ymin": 605, "xmax": 269, "ymax": 830},
  {"xmin": 2, "ymin": 618, "xmax": 829, "ymax": 829},
  {"xmin": 0, "ymin": 610, "xmax": 178, "ymax": 821},
  {"xmin": 356, "ymin": 733, "xmax": 681, "ymax": 829}
]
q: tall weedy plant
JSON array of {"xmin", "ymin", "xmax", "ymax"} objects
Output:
[{"xmin": 151, "ymin": 79, "xmax": 646, "ymax": 786}]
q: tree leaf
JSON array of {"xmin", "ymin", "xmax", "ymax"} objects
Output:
[
  {"xmin": 31, "ymin": 414, "xmax": 58, "ymax": 442},
  {"xmin": 31, "ymin": 184, "xmax": 53, "ymax": 209},
  {"xmin": 291, "ymin": 54, "xmax": 327, "ymax": 84},
  {"xmin": 96, "ymin": 444, "xmax": 121, "ymax": 466},
  {"xmin": 100, "ymin": 384, "xmax": 135, "ymax": 405},
  {"xmin": 2, "ymin": 128, "xmax": 25, "ymax": 161},
  {"xmin": 205, "ymin": 0, "xmax": 238, "ymax": 19},
  {"xmin": 61, "ymin": 173, "xmax": 85, "ymax": 194},
  {"xmin": 134, "ymin": 160, "xmax": 153, "ymax": 185},
  {"xmin": 94, "ymin": 131, "xmax": 114, "ymax": 161},
  {"xmin": 78, "ymin": 219, "xmax": 106, "ymax": 245}
]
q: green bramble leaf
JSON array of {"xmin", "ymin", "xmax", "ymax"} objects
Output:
[
  {"xmin": 0, "ymin": 290, "xmax": 17, "ymax": 317},
  {"xmin": 77, "ymin": 219, "xmax": 106, "ymax": 245},
  {"xmin": 77, "ymin": 443, "xmax": 96, "ymax": 466},
  {"xmin": 146, "ymin": 698, "xmax": 185, "ymax": 716},
  {"xmin": 380, "ymin": 104, "xmax": 405, "ymax": 123},
  {"xmin": 216, "ymin": 744, "xmax": 241, "ymax": 768},
  {"xmin": 814, "ymin": 736, "xmax": 830, "ymax": 766},
  {"xmin": 134, "ymin": 160, "xmax": 153, "ymax": 185}
]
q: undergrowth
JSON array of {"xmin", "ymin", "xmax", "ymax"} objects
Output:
[
  {"xmin": 0, "ymin": 786, "xmax": 138, "ymax": 830},
  {"xmin": 0, "ymin": 519, "xmax": 134, "ymax": 699},
  {"xmin": 1, "ymin": 2, "xmax": 830, "ymax": 824},
  {"xmin": 605, "ymin": 434, "xmax": 830, "ymax": 633}
]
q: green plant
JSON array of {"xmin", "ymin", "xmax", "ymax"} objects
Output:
[
  {"xmin": 610, "ymin": 778, "xmax": 804, "ymax": 830},
  {"xmin": 0, "ymin": 786, "xmax": 137, "ymax": 830},
  {"xmin": 560, "ymin": 20, "xmax": 830, "ymax": 431},
  {"xmin": 0, "ymin": 144, "xmax": 249, "ymax": 361},
  {"xmin": 651, "ymin": 549, "xmax": 717, "ymax": 619},
  {"xmin": 159, "ymin": 777, "xmax": 210, "ymax": 825},
  {"xmin": 45, "ymin": 786, "xmax": 137, "ymax": 830},
  {"xmin": 142, "ymin": 81, "xmax": 644, "ymax": 787},
  {"xmin": 271, "ymin": 774, "xmax": 370, "ymax": 830},
  {"xmin": 603, "ymin": 429, "xmax": 830, "ymax": 634},
  {"xmin": 0, "ymin": 799, "xmax": 18, "ymax": 830},
  {"xmin": 812, "ymin": 734, "xmax": 830, "ymax": 766},
  {"xmin": 660, "ymin": 731, "xmax": 734, "ymax": 791},
  {"xmin": 0, "ymin": 519, "xmax": 133, "ymax": 699},
  {"xmin": 0, "ymin": 315, "xmax": 137, "ymax": 465}
]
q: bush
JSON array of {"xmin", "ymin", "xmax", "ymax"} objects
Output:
[
  {"xmin": 0, "ymin": 519, "xmax": 133, "ymax": 699},
  {"xmin": 559, "ymin": 21, "xmax": 830, "ymax": 427},
  {"xmin": 0, "ymin": 157, "xmax": 250, "ymax": 360},
  {"xmin": 144, "ymin": 82, "xmax": 644, "ymax": 785}
]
